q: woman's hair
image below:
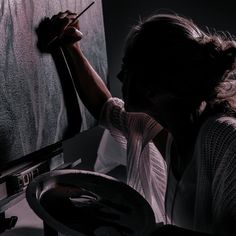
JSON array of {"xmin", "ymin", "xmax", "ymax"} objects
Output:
[{"xmin": 123, "ymin": 13, "xmax": 236, "ymax": 117}]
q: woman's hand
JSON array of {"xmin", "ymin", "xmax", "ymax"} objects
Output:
[
  {"xmin": 49, "ymin": 11, "xmax": 83, "ymax": 45},
  {"xmin": 35, "ymin": 10, "xmax": 112, "ymax": 119},
  {"xmin": 36, "ymin": 11, "xmax": 83, "ymax": 52}
]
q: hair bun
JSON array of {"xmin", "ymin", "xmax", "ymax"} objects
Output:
[
  {"xmin": 203, "ymin": 40, "xmax": 236, "ymax": 78},
  {"xmin": 222, "ymin": 46, "xmax": 236, "ymax": 67},
  {"xmin": 218, "ymin": 46, "xmax": 236, "ymax": 79}
]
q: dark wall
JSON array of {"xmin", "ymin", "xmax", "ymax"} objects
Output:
[{"xmin": 102, "ymin": 0, "xmax": 236, "ymax": 98}]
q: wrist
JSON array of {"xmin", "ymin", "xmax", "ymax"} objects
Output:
[
  {"xmin": 64, "ymin": 41, "xmax": 80, "ymax": 49},
  {"xmin": 60, "ymin": 28, "xmax": 83, "ymax": 49},
  {"xmin": 63, "ymin": 42, "xmax": 82, "ymax": 55},
  {"xmin": 62, "ymin": 42, "xmax": 86, "ymax": 64}
]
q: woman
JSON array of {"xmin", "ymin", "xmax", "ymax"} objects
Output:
[{"xmin": 44, "ymin": 11, "xmax": 236, "ymax": 235}]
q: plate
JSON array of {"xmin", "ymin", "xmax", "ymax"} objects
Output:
[{"xmin": 26, "ymin": 169, "xmax": 156, "ymax": 236}]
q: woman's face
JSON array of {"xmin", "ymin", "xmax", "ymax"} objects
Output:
[
  {"xmin": 117, "ymin": 64, "xmax": 153, "ymax": 112},
  {"xmin": 117, "ymin": 62, "xmax": 165, "ymax": 114},
  {"xmin": 117, "ymin": 66, "xmax": 129, "ymax": 108},
  {"xmin": 117, "ymin": 63, "xmax": 179, "ymax": 128}
]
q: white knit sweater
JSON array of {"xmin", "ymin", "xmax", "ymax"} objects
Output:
[
  {"xmin": 192, "ymin": 115, "xmax": 236, "ymax": 234},
  {"xmin": 99, "ymin": 97, "xmax": 167, "ymax": 223},
  {"xmin": 99, "ymin": 97, "xmax": 236, "ymax": 235}
]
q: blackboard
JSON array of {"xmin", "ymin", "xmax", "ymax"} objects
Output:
[{"xmin": 0, "ymin": 0, "xmax": 107, "ymax": 165}]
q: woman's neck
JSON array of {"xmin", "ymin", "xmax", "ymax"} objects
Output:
[{"xmin": 170, "ymin": 117, "xmax": 198, "ymax": 178}]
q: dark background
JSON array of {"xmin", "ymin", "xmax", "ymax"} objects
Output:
[{"xmin": 102, "ymin": 0, "xmax": 236, "ymax": 98}]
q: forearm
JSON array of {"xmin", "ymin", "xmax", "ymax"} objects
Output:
[{"xmin": 62, "ymin": 42, "xmax": 111, "ymax": 120}]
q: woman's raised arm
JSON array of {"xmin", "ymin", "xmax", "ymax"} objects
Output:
[{"xmin": 47, "ymin": 11, "xmax": 112, "ymax": 120}]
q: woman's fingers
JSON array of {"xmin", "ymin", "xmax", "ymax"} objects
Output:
[
  {"xmin": 51, "ymin": 11, "xmax": 77, "ymax": 25},
  {"xmin": 51, "ymin": 10, "xmax": 75, "ymax": 21},
  {"xmin": 60, "ymin": 27, "xmax": 83, "ymax": 44},
  {"xmin": 50, "ymin": 11, "xmax": 80, "ymax": 37},
  {"xmin": 43, "ymin": 10, "xmax": 82, "ymax": 47}
]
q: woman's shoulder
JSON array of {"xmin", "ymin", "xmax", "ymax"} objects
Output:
[
  {"xmin": 198, "ymin": 114, "xmax": 236, "ymax": 148},
  {"xmin": 200, "ymin": 115, "xmax": 236, "ymax": 133},
  {"xmin": 194, "ymin": 115, "xmax": 236, "ymax": 173}
]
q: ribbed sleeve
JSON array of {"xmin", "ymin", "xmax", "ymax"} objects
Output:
[
  {"xmin": 99, "ymin": 97, "xmax": 128, "ymax": 150},
  {"xmin": 98, "ymin": 97, "xmax": 167, "ymax": 223}
]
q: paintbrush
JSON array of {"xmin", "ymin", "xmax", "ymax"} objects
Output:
[{"xmin": 47, "ymin": 1, "xmax": 95, "ymax": 47}]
